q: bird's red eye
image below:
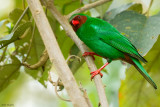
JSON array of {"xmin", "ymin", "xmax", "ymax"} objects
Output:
[{"xmin": 72, "ymin": 20, "xmax": 80, "ymax": 26}]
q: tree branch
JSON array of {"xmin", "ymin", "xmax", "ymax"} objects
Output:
[
  {"xmin": 55, "ymin": 78, "xmax": 71, "ymax": 102},
  {"xmin": 22, "ymin": 49, "xmax": 49, "ymax": 69},
  {"xmin": 43, "ymin": 0, "xmax": 109, "ymax": 107},
  {"xmin": 67, "ymin": 0, "xmax": 111, "ymax": 19},
  {"xmin": 26, "ymin": 0, "xmax": 89, "ymax": 107},
  {"xmin": 79, "ymin": 82, "xmax": 93, "ymax": 107}
]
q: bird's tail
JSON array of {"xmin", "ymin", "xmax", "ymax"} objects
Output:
[{"xmin": 130, "ymin": 57, "xmax": 157, "ymax": 89}]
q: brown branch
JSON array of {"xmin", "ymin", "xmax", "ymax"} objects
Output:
[
  {"xmin": 66, "ymin": 55, "xmax": 81, "ymax": 63},
  {"xmin": 49, "ymin": 55, "xmax": 82, "ymax": 102},
  {"xmin": 48, "ymin": 72, "xmax": 64, "ymax": 87},
  {"xmin": 67, "ymin": 0, "xmax": 111, "ymax": 19},
  {"xmin": 26, "ymin": 0, "xmax": 89, "ymax": 107},
  {"xmin": 48, "ymin": 55, "xmax": 81, "ymax": 87},
  {"xmin": 49, "ymin": 51, "xmax": 92, "ymax": 105},
  {"xmin": 79, "ymin": 82, "xmax": 93, "ymax": 107},
  {"xmin": 22, "ymin": 49, "xmax": 49, "ymax": 69},
  {"xmin": 55, "ymin": 78, "xmax": 71, "ymax": 102},
  {"xmin": 43, "ymin": 0, "xmax": 109, "ymax": 107}
]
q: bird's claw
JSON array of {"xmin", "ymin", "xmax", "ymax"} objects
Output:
[
  {"xmin": 82, "ymin": 52, "xmax": 95, "ymax": 60},
  {"xmin": 90, "ymin": 70, "xmax": 103, "ymax": 80}
]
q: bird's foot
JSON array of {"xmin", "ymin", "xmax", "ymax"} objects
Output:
[
  {"xmin": 90, "ymin": 62, "xmax": 109, "ymax": 80},
  {"xmin": 90, "ymin": 70, "xmax": 103, "ymax": 80},
  {"xmin": 83, "ymin": 52, "xmax": 101, "ymax": 60},
  {"xmin": 82, "ymin": 52, "xmax": 95, "ymax": 60}
]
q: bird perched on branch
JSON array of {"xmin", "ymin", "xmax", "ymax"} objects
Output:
[{"xmin": 69, "ymin": 13, "xmax": 157, "ymax": 89}]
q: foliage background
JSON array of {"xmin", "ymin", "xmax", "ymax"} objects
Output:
[{"xmin": 0, "ymin": 0, "xmax": 160, "ymax": 107}]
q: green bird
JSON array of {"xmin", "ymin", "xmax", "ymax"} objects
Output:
[{"xmin": 70, "ymin": 13, "xmax": 157, "ymax": 89}]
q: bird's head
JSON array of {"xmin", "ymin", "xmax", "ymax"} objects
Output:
[{"xmin": 69, "ymin": 13, "xmax": 88, "ymax": 32}]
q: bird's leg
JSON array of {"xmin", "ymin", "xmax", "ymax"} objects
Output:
[
  {"xmin": 90, "ymin": 62, "xmax": 109, "ymax": 80},
  {"xmin": 82, "ymin": 52, "xmax": 102, "ymax": 60}
]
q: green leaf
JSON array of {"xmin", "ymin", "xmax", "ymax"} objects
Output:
[
  {"xmin": 0, "ymin": 20, "xmax": 9, "ymax": 37},
  {"xmin": 9, "ymin": 8, "xmax": 28, "ymax": 24},
  {"xmin": 120, "ymin": 36, "xmax": 160, "ymax": 107},
  {"xmin": 24, "ymin": 27, "xmax": 45, "ymax": 79},
  {"xmin": 95, "ymin": 0, "xmax": 112, "ymax": 18},
  {"xmin": 108, "ymin": 0, "xmax": 132, "ymax": 10},
  {"xmin": 103, "ymin": 3, "xmax": 134, "ymax": 21},
  {"xmin": 38, "ymin": 64, "xmax": 50, "ymax": 87},
  {"xmin": 128, "ymin": 3, "xmax": 142, "ymax": 13},
  {"xmin": 54, "ymin": 24, "xmax": 74, "ymax": 58},
  {"xmin": 54, "ymin": 0, "xmax": 72, "ymax": 7},
  {"xmin": 54, "ymin": 0, "xmax": 82, "ymax": 14},
  {"xmin": 6, "ymin": 23, "xmax": 14, "ymax": 33},
  {"xmin": 15, "ymin": 26, "xmax": 50, "ymax": 87},
  {"xmin": 0, "ymin": 56, "xmax": 21, "ymax": 92},
  {"xmin": 150, "ymin": 0, "xmax": 160, "ymax": 15},
  {"xmin": 0, "ymin": 19, "xmax": 7, "ymax": 28},
  {"xmin": 109, "ymin": 11, "xmax": 160, "ymax": 55},
  {"xmin": 0, "ymin": 22, "xmax": 32, "ymax": 49},
  {"xmin": 62, "ymin": 0, "xmax": 82, "ymax": 15},
  {"xmin": 68, "ymin": 44, "xmax": 85, "ymax": 74}
]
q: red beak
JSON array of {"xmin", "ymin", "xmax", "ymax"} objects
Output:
[{"xmin": 72, "ymin": 20, "xmax": 79, "ymax": 26}]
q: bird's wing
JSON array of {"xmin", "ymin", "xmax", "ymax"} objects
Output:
[{"xmin": 99, "ymin": 31, "xmax": 147, "ymax": 63}]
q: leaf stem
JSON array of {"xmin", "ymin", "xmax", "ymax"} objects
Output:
[
  {"xmin": 0, "ymin": 46, "xmax": 8, "ymax": 62},
  {"xmin": 145, "ymin": 0, "xmax": 153, "ymax": 17},
  {"xmin": 23, "ymin": 22, "xmax": 36, "ymax": 62},
  {"xmin": 12, "ymin": 6, "xmax": 29, "ymax": 32}
]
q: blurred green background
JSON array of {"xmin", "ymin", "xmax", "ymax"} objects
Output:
[{"xmin": 0, "ymin": 0, "xmax": 160, "ymax": 107}]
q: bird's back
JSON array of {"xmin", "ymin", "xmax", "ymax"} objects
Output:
[{"xmin": 76, "ymin": 17, "xmax": 125, "ymax": 59}]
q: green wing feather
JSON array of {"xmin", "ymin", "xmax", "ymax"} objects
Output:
[
  {"xmin": 99, "ymin": 31, "xmax": 147, "ymax": 63},
  {"xmin": 99, "ymin": 31, "xmax": 157, "ymax": 89},
  {"xmin": 131, "ymin": 57, "xmax": 157, "ymax": 89}
]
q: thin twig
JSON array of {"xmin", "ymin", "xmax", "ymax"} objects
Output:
[
  {"xmin": 79, "ymin": 82, "xmax": 93, "ymax": 107},
  {"xmin": 12, "ymin": 6, "xmax": 29, "ymax": 32},
  {"xmin": 43, "ymin": 0, "xmax": 109, "ymax": 106},
  {"xmin": 53, "ymin": 55, "xmax": 82, "ymax": 102},
  {"xmin": 67, "ymin": 0, "xmax": 111, "ymax": 18},
  {"xmin": 0, "ymin": 46, "xmax": 8, "ymax": 62},
  {"xmin": 66, "ymin": 55, "xmax": 81, "ymax": 63},
  {"xmin": 23, "ymin": 22, "xmax": 36, "ymax": 62},
  {"xmin": 55, "ymin": 78, "xmax": 71, "ymax": 102},
  {"xmin": 22, "ymin": 49, "xmax": 49, "ymax": 69},
  {"xmin": 48, "ymin": 73, "xmax": 63, "ymax": 87}
]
